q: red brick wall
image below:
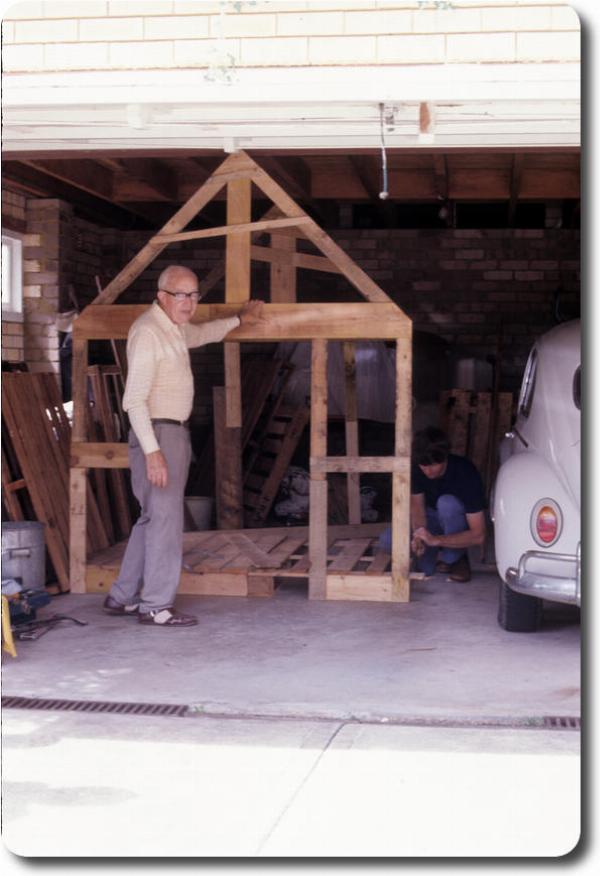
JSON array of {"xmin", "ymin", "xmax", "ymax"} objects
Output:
[
  {"xmin": 11, "ymin": 204, "xmax": 578, "ymax": 416},
  {"xmin": 99, "ymin": 225, "xmax": 579, "ymax": 405}
]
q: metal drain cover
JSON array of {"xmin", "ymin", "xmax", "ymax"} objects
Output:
[{"xmin": 1, "ymin": 695, "xmax": 188, "ymax": 718}]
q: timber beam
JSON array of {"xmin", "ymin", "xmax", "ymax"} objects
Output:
[{"xmin": 73, "ymin": 302, "xmax": 410, "ymax": 342}]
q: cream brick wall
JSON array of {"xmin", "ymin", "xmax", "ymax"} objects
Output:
[
  {"xmin": 2, "ymin": 189, "xmax": 26, "ymax": 364},
  {"xmin": 447, "ymin": 31, "xmax": 516, "ymax": 63},
  {"xmin": 278, "ymin": 10, "xmax": 344, "ymax": 35},
  {"xmin": 1, "ymin": 1, "xmax": 580, "ymax": 71},
  {"xmin": 79, "ymin": 16, "xmax": 145, "ymax": 41}
]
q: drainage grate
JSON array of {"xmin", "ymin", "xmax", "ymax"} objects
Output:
[
  {"xmin": 1, "ymin": 697, "xmax": 581, "ymax": 730},
  {"xmin": 1, "ymin": 696, "xmax": 189, "ymax": 718},
  {"xmin": 543, "ymin": 715, "xmax": 581, "ymax": 730}
]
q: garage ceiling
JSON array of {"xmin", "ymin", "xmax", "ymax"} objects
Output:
[{"xmin": 1, "ymin": 147, "xmax": 580, "ymax": 230}]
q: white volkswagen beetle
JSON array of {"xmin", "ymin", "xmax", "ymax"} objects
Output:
[{"xmin": 492, "ymin": 320, "xmax": 581, "ymax": 632}]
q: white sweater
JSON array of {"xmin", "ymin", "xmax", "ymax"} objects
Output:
[{"xmin": 123, "ymin": 301, "xmax": 240, "ymax": 454}]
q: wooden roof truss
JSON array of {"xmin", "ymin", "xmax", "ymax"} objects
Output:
[{"xmin": 70, "ymin": 151, "xmax": 413, "ymax": 602}]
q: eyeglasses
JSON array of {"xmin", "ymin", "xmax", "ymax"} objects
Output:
[{"xmin": 160, "ymin": 288, "xmax": 201, "ymax": 302}]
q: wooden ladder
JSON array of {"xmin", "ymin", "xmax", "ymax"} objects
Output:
[{"xmin": 243, "ymin": 402, "xmax": 310, "ymax": 527}]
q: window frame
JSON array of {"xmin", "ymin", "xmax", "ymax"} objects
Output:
[
  {"xmin": 518, "ymin": 347, "xmax": 538, "ymax": 419},
  {"xmin": 2, "ymin": 229, "xmax": 24, "ymax": 323}
]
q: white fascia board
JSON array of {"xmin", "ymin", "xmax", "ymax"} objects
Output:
[
  {"xmin": 1, "ymin": 63, "xmax": 580, "ymax": 151},
  {"xmin": 2, "ymin": 63, "xmax": 580, "ymax": 107}
]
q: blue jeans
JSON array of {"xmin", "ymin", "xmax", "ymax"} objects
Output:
[{"xmin": 377, "ymin": 494, "xmax": 467, "ymax": 575}]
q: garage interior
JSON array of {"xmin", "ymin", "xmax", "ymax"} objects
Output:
[
  {"xmin": 1, "ymin": 122, "xmax": 581, "ymax": 867},
  {"xmin": 1, "ymin": 145, "xmax": 581, "ymax": 603}
]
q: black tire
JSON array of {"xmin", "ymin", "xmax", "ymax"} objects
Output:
[{"xmin": 497, "ymin": 579, "xmax": 543, "ymax": 632}]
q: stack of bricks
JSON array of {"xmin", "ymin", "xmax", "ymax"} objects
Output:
[
  {"xmin": 19, "ymin": 199, "xmax": 67, "ymax": 375},
  {"xmin": 2, "ymin": 188, "xmax": 26, "ymax": 230}
]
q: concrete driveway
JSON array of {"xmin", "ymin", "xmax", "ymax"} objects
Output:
[{"xmin": 2, "ymin": 568, "xmax": 581, "ymax": 858}]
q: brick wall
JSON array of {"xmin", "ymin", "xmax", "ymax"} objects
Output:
[
  {"xmin": 2, "ymin": 189, "xmax": 27, "ymax": 363},
  {"xmin": 7, "ymin": 200, "xmax": 579, "ymax": 411},
  {"xmin": 1, "ymin": 195, "xmax": 101, "ymax": 374},
  {"xmin": 306, "ymin": 228, "xmax": 580, "ymax": 390},
  {"xmin": 20, "ymin": 199, "xmax": 66, "ymax": 374},
  {"xmin": 2, "ymin": 1, "xmax": 580, "ymax": 73},
  {"xmin": 96, "ymin": 224, "xmax": 579, "ymax": 416}
]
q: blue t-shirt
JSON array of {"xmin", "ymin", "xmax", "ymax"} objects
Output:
[{"xmin": 411, "ymin": 454, "xmax": 486, "ymax": 514}]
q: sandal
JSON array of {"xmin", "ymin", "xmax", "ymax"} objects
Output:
[{"xmin": 138, "ymin": 608, "xmax": 198, "ymax": 626}]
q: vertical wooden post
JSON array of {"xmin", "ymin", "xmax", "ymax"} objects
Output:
[
  {"xmin": 213, "ymin": 387, "xmax": 243, "ymax": 529},
  {"xmin": 226, "ymin": 177, "xmax": 251, "ymax": 304},
  {"xmin": 224, "ymin": 345, "xmax": 242, "ymax": 429},
  {"xmin": 70, "ymin": 338, "xmax": 89, "ymax": 593},
  {"xmin": 218, "ymin": 177, "xmax": 251, "ymax": 525},
  {"xmin": 309, "ymin": 339, "xmax": 328, "ymax": 600},
  {"xmin": 270, "ymin": 233, "xmax": 297, "ymax": 302},
  {"xmin": 343, "ymin": 341, "xmax": 361, "ymax": 524},
  {"xmin": 391, "ymin": 333, "xmax": 412, "ymax": 601}
]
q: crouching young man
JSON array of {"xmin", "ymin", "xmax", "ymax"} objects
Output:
[{"xmin": 378, "ymin": 426, "xmax": 486, "ymax": 582}]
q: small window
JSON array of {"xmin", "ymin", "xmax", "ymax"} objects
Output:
[
  {"xmin": 573, "ymin": 366, "xmax": 581, "ymax": 410},
  {"xmin": 518, "ymin": 347, "xmax": 538, "ymax": 418},
  {"xmin": 1, "ymin": 231, "xmax": 24, "ymax": 321}
]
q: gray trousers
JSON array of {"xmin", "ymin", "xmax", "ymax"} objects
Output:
[{"xmin": 110, "ymin": 423, "xmax": 192, "ymax": 613}]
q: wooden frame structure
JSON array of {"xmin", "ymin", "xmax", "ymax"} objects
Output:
[{"xmin": 70, "ymin": 151, "xmax": 413, "ymax": 602}]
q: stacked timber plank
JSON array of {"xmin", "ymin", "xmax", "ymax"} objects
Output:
[
  {"xmin": 87, "ymin": 364, "xmax": 136, "ymax": 542},
  {"xmin": 1, "ymin": 371, "xmax": 110, "ymax": 592}
]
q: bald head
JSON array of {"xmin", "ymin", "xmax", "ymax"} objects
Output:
[
  {"xmin": 158, "ymin": 265, "xmax": 199, "ymax": 293},
  {"xmin": 156, "ymin": 265, "xmax": 201, "ymax": 325}
]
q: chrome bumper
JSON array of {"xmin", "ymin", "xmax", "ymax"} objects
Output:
[{"xmin": 506, "ymin": 544, "xmax": 581, "ymax": 606}]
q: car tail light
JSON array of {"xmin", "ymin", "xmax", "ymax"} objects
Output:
[{"xmin": 531, "ymin": 500, "xmax": 562, "ymax": 547}]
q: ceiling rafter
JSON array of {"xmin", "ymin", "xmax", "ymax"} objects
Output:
[
  {"xmin": 113, "ymin": 157, "xmax": 179, "ymax": 202},
  {"xmin": 508, "ymin": 153, "xmax": 525, "ymax": 225},
  {"xmin": 2, "ymin": 160, "xmax": 157, "ymax": 227},
  {"xmin": 22, "ymin": 158, "xmax": 115, "ymax": 201},
  {"xmin": 0, "ymin": 149, "xmax": 580, "ymax": 230},
  {"xmin": 250, "ymin": 154, "xmax": 327, "ymax": 223},
  {"xmin": 349, "ymin": 155, "xmax": 380, "ymax": 201},
  {"xmin": 432, "ymin": 154, "xmax": 448, "ymax": 201}
]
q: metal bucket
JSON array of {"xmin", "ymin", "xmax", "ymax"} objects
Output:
[
  {"xmin": 184, "ymin": 496, "xmax": 213, "ymax": 531},
  {"xmin": 1, "ymin": 521, "xmax": 46, "ymax": 591}
]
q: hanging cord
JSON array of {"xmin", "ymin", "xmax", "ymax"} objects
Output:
[{"xmin": 379, "ymin": 102, "xmax": 389, "ymax": 200}]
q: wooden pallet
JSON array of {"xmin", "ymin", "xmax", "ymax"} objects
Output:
[
  {"xmin": 85, "ymin": 522, "xmax": 412, "ymax": 602},
  {"xmin": 440, "ymin": 388, "xmax": 514, "ymax": 489}
]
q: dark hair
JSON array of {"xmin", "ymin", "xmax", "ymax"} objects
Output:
[{"xmin": 412, "ymin": 427, "xmax": 450, "ymax": 466}]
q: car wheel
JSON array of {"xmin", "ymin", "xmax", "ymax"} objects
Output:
[{"xmin": 497, "ymin": 580, "xmax": 543, "ymax": 632}]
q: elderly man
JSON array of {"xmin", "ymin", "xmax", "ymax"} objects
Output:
[{"xmin": 103, "ymin": 265, "xmax": 264, "ymax": 626}]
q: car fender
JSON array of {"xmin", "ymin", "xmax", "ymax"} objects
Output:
[{"xmin": 493, "ymin": 451, "xmax": 580, "ymax": 583}]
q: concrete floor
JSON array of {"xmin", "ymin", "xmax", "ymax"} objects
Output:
[
  {"xmin": 2, "ymin": 567, "xmax": 581, "ymax": 860},
  {"xmin": 3, "ymin": 567, "xmax": 580, "ymax": 722}
]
